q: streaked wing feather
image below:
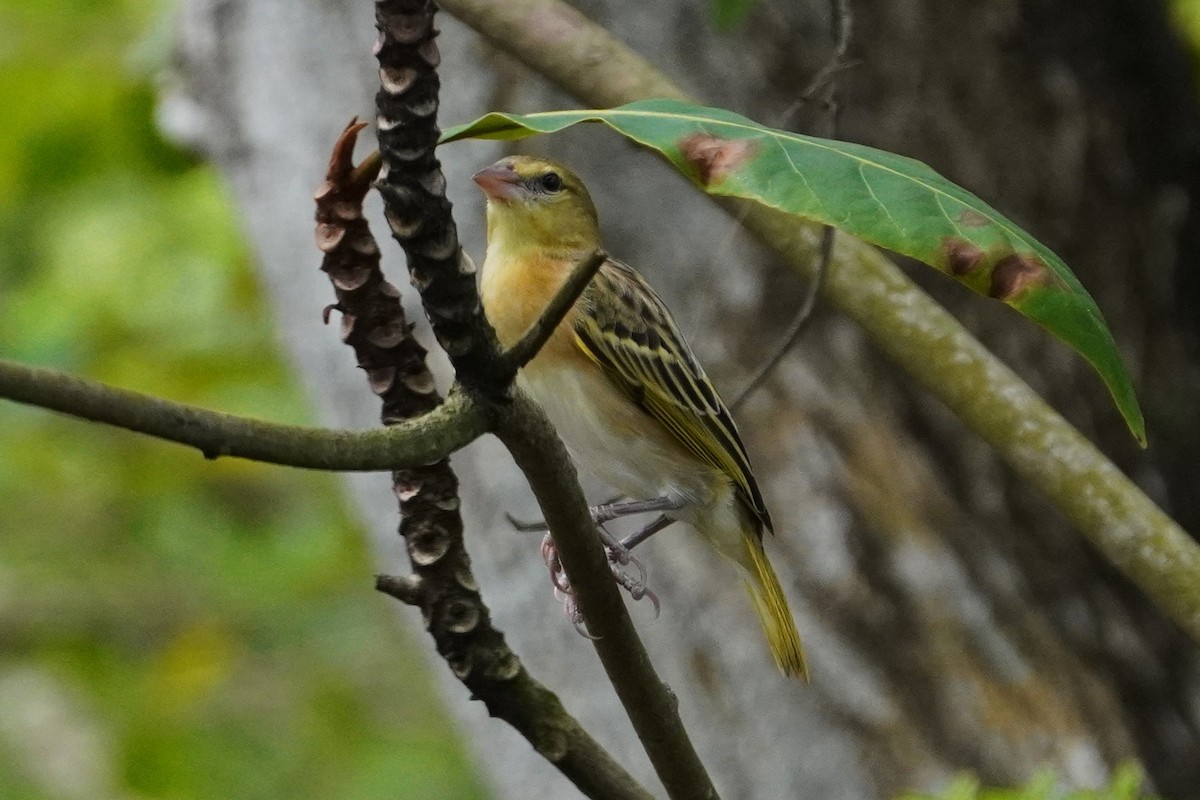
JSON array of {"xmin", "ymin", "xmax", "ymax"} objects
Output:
[{"xmin": 573, "ymin": 259, "xmax": 773, "ymax": 533}]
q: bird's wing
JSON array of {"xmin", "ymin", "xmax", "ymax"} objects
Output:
[{"xmin": 572, "ymin": 258, "xmax": 773, "ymax": 533}]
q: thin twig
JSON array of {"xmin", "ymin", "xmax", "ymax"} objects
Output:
[
  {"xmin": 0, "ymin": 358, "xmax": 485, "ymax": 470},
  {"xmin": 732, "ymin": 225, "xmax": 834, "ymax": 409},
  {"xmin": 799, "ymin": 0, "xmax": 853, "ymax": 101},
  {"xmin": 733, "ymin": 0, "xmax": 851, "ymax": 410},
  {"xmin": 502, "ymin": 248, "xmax": 607, "ymax": 372}
]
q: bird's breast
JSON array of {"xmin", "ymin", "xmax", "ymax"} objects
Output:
[
  {"xmin": 519, "ymin": 357, "xmax": 721, "ymax": 512},
  {"xmin": 480, "ymin": 245, "xmax": 725, "ymax": 516},
  {"xmin": 480, "ymin": 247, "xmax": 573, "ymax": 349}
]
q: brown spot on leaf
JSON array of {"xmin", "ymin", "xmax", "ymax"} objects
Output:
[
  {"xmin": 679, "ymin": 133, "xmax": 757, "ymax": 186},
  {"xmin": 957, "ymin": 209, "xmax": 990, "ymax": 228},
  {"xmin": 943, "ymin": 237, "xmax": 984, "ymax": 276},
  {"xmin": 989, "ymin": 254, "xmax": 1047, "ymax": 301}
]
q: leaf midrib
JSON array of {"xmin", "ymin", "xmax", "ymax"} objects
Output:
[{"xmin": 503, "ymin": 106, "xmax": 1048, "ymax": 269}]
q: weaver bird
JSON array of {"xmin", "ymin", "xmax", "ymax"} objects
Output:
[{"xmin": 474, "ymin": 155, "xmax": 808, "ymax": 679}]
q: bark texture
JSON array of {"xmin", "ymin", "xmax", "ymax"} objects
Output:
[{"xmin": 169, "ymin": 0, "xmax": 1200, "ymax": 797}]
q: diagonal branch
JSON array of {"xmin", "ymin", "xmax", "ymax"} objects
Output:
[
  {"xmin": 798, "ymin": 0, "xmax": 853, "ymax": 102},
  {"xmin": 370, "ymin": 2, "xmax": 718, "ymax": 797},
  {"xmin": 0, "ymin": 357, "xmax": 485, "ymax": 470},
  {"xmin": 733, "ymin": 0, "xmax": 850, "ymax": 410},
  {"xmin": 496, "ymin": 392, "xmax": 719, "ymax": 800},
  {"xmin": 316, "ymin": 116, "xmax": 653, "ymax": 800},
  {"xmin": 438, "ymin": 0, "xmax": 1200, "ymax": 644},
  {"xmin": 732, "ymin": 224, "xmax": 833, "ymax": 410}
]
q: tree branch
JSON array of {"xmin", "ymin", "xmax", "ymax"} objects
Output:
[
  {"xmin": 371, "ymin": 2, "xmax": 716, "ymax": 796},
  {"xmin": 316, "ymin": 113, "xmax": 652, "ymax": 800},
  {"xmin": 0, "ymin": 358, "xmax": 484, "ymax": 470},
  {"xmin": 496, "ymin": 392, "xmax": 719, "ymax": 800},
  {"xmin": 439, "ymin": 0, "xmax": 1200, "ymax": 644}
]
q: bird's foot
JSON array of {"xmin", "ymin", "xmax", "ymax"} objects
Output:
[
  {"xmin": 541, "ymin": 529, "xmax": 660, "ymax": 636},
  {"xmin": 609, "ymin": 561, "xmax": 660, "ymax": 617},
  {"xmin": 521, "ymin": 498, "xmax": 681, "ymax": 634},
  {"xmin": 507, "ymin": 495, "xmax": 684, "ymax": 532},
  {"xmin": 594, "ymin": 526, "xmax": 659, "ymax": 616},
  {"xmin": 541, "ymin": 533, "xmax": 600, "ymax": 638}
]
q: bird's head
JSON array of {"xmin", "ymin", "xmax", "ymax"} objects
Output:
[{"xmin": 473, "ymin": 156, "xmax": 600, "ymax": 255}]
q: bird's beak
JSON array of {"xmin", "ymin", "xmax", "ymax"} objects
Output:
[{"xmin": 472, "ymin": 162, "xmax": 523, "ymax": 202}]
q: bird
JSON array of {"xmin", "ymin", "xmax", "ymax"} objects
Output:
[{"xmin": 473, "ymin": 154, "xmax": 808, "ymax": 680}]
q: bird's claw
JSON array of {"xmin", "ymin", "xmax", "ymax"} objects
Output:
[
  {"xmin": 541, "ymin": 531, "xmax": 659, "ymax": 635},
  {"xmin": 561, "ymin": 593, "xmax": 600, "ymax": 639},
  {"xmin": 597, "ymin": 527, "xmax": 648, "ymax": 588},
  {"xmin": 611, "ymin": 566, "xmax": 660, "ymax": 618},
  {"xmin": 541, "ymin": 532, "xmax": 572, "ymax": 594}
]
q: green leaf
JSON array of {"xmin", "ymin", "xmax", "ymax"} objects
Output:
[{"xmin": 441, "ymin": 98, "xmax": 1146, "ymax": 445}]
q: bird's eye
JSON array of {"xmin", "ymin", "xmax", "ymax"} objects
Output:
[{"xmin": 539, "ymin": 172, "xmax": 563, "ymax": 192}]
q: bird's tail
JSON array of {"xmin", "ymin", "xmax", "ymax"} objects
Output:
[{"xmin": 742, "ymin": 532, "xmax": 809, "ymax": 681}]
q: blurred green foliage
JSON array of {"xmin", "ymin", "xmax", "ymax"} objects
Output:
[
  {"xmin": 897, "ymin": 764, "xmax": 1158, "ymax": 800},
  {"xmin": 0, "ymin": 1, "xmax": 484, "ymax": 798},
  {"xmin": 1175, "ymin": 0, "xmax": 1200, "ymax": 50},
  {"xmin": 710, "ymin": 0, "xmax": 757, "ymax": 30}
]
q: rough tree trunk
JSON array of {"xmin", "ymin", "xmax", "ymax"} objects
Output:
[{"xmin": 168, "ymin": 0, "xmax": 1200, "ymax": 797}]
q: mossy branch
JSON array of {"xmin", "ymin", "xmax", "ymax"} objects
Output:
[
  {"xmin": 0, "ymin": 358, "xmax": 485, "ymax": 471},
  {"xmin": 439, "ymin": 0, "xmax": 1200, "ymax": 643}
]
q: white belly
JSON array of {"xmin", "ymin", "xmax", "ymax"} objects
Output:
[
  {"xmin": 519, "ymin": 362, "xmax": 719, "ymax": 514},
  {"xmin": 520, "ymin": 358, "xmax": 758, "ymax": 574}
]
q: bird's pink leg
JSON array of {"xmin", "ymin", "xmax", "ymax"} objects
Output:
[{"xmin": 530, "ymin": 498, "xmax": 683, "ymax": 634}]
